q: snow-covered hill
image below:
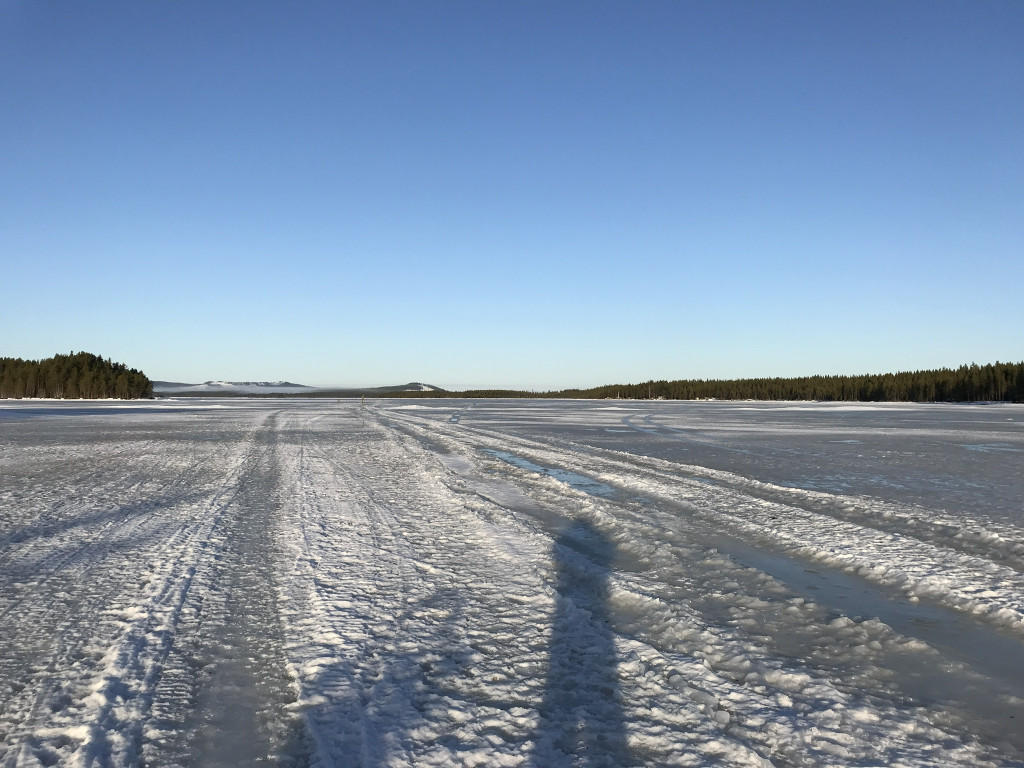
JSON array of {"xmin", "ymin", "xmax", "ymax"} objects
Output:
[
  {"xmin": 153, "ymin": 381, "xmax": 445, "ymax": 395},
  {"xmin": 153, "ymin": 380, "xmax": 312, "ymax": 394}
]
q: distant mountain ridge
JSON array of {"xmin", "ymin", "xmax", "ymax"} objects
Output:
[
  {"xmin": 202, "ymin": 380, "xmax": 310, "ymax": 388},
  {"xmin": 153, "ymin": 380, "xmax": 444, "ymax": 396},
  {"xmin": 316, "ymin": 382, "xmax": 444, "ymax": 395},
  {"xmin": 153, "ymin": 380, "xmax": 311, "ymax": 394}
]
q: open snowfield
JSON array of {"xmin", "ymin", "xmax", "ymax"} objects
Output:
[{"xmin": 1, "ymin": 398, "xmax": 1023, "ymax": 767}]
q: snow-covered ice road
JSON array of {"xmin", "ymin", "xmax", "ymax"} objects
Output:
[{"xmin": 1, "ymin": 398, "xmax": 1023, "ymax": 767}]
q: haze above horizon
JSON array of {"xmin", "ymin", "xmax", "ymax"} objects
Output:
[{"xmin": 3, "ymin": 2, "xmax": 1021, "ymax": 390}]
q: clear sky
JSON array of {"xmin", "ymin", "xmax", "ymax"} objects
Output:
[{"xmin": 3, "ymin": 1, "xmax": 1022, "ymax": 389}]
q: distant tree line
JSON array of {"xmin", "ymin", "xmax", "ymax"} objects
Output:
[
  {"xmin": 0, "ymin": 352, "xmax": 153, "ymax": 399},
  {"xmin": 388, "ymin": 362, "xmax": 1024, "ymax": 403}
]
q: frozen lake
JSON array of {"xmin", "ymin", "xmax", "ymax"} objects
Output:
[{"xmin": 1, "ymin": 398, "xmax": 1023, "ymax": 767}]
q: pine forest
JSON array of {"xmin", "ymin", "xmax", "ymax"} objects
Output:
[{"xmin": 0, "ymin": 352, "xmax": 153, "ymax": 400}]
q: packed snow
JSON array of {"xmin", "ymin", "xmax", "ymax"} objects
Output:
[{"xmin": 1, "ymin": 398, "xmax": 1023, "ymax": 767}]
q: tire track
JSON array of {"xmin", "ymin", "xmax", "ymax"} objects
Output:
[
  {"xmin": 0, "ymin": 412, "xmax": 271, "ymax": 767},
  {"xmin": 142, "ymin": 411, "xmax": 303, "ymax": 768},
  {"xmin": 285, "ymin": 410, "xmax": 416, "ymax": 765}
]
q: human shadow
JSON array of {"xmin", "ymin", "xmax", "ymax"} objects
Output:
[
  {"xmin": 277, "ymin": 587, "xmax": 474, "ymax": 768},
  {"xmin": 532, "ymin": 521, "xmax": 630, "ymax": 766}
]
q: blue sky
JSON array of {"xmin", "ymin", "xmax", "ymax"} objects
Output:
[{"xmin": 3, "ymin": 1, "xmax": 1022, "ymax": 389}]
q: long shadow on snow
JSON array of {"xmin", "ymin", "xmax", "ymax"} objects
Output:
[
  {"xmin": 531, "ymin": 521, "xmax": 631, "ymax": 767},
  {"xmin": 279, "ymin": 524, "xmax": 631, "ymax": 767},
  {"xmin": 281, "ymin": 588, "xmax": 481, "ymax": 767}
]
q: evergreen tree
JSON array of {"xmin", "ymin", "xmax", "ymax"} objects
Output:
[{"xmin": 0, "ymin": 352, "xmax": 153, "ymax": 400}]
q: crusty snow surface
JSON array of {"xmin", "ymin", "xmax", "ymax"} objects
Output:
[{"xmin": 1, "ymin": 399, "xmax": 1023, "ymax": 767}]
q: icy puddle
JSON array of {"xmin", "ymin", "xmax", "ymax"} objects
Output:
[
  {"xmin": 726, "ymin": 537, "xmax": 1024, "ymax": 681},
  {"xmin": 482, "ymin": 449, "xmax": 617, "ymax": 497},
  {"xmin": 720, "ymin": 535, "xmax": 1024, "ymax": 749}
]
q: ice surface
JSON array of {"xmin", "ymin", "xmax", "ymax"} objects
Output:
[{"xmin": 1, "ymin": 398, "xmax": 1022, "ymax": 767}]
